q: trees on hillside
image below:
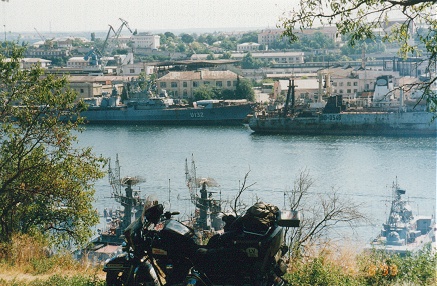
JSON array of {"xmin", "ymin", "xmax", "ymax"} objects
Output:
[
  {"xmin": 0, "ymin": 44, "xmax": 105, "ymax": 249},
  {"xmin": 280, "ymin": 0, "xmax": 437, "ymax": 108}
]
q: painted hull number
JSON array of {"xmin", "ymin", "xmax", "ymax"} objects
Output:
[{"xmin": 190, "ymin": 112, "xmax": 204, "ymax": 118}]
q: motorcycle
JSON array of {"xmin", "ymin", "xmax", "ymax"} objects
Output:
[{"xmin": 103, "ymin": 202, "xmax": 300, "ymax": 286}]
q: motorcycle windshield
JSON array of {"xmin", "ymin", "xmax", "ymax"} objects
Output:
[
  {"xmin": 163, "ymin": 220, "xmax": 194, "ymax": 237},
  {"xmin": 142, "ymin": 202, "xmax": 163, "ymax": 225}
]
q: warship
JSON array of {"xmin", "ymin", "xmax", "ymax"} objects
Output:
[
  {"xmin": 77, "ymin": 95, "xmax": 253, "ymax": 125},
  {"xmin": 249, "ymin": 77, "xmax": 436, "ymax": 136},
  {"xmin": 74, "ymin": 155, "xmax": 146, "ymax": 262},
  {"xmin": 367, "ymin": 181, "xmax": 435, "ymax": 256}
]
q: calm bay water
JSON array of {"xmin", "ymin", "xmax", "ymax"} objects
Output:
[{"xmin": 76, "ymin": 125, "xmax": 436, "ymax": 245}]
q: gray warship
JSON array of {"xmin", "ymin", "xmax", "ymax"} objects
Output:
[
  {"xmin": 78, "ymin": 94, "xmax": 253, "ymax": 125},
  {"xmin": 249, "ymin": 77, "xmax": 436, "ymax": 136},
  {"xmin": 367, "ymin": 181, "xmax": 435, "ymax": 256}
]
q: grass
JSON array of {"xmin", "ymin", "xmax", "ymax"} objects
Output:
[
  {"xmin": 0, "ymin": 233, "xmax": 105, "ymax": 286},
  {"xmin": 0, "ymin": 234, "xmax": 435, "ymax": 285},
  {"xmin": 285, "ymin": 243, "xmax": 437, "ymax": 286}
]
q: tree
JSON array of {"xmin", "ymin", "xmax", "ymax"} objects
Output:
[
  {"xmin": 280, "ymin": 0, "xmax": 437, "ymax": 109},
  {"xmin": 0, "ymin": 44, "xmax": 105, "ymax": 249},
  {"xmin": 235, "ymin": 76, "xmax": 255, "ymax": 101},
  {"xmin": 181, "ymin": 33, "xmax": 194, "ymax": 44},
  {"xmin": 193, "ymin": 85, "xmax": 214, "ymax": 101},
  {"xmin": 220, "ymin": 51, "xmax": 233, "ymax": 59},
  {"xmin": 284, "ymin": 169, "xmax": 367, "ymax": 258},
  {"xmin": 206, "ymin": 53, "xmax": 215, "ymax": 60},
  {"xmin": 238, "ymin": 32, "xmax": 259, "ymax": 44},
  {"xmin": 240, "ymin": 52, "xmax": 263, "ymax": 69}
]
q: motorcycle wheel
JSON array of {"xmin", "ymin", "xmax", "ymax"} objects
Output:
[{"xmin": 106, "ymin": 270, "xmax": 127, "ymax": 286}]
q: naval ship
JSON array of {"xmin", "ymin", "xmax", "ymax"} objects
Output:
[
  {"xmin": 249, "ymin": 76, "xmax": 436, "ymax": 136},
  {"xmin": 77, "ymin": 96, "xmax": 253, "ymax": 125},
  {"xmin": 367, "ymin": 181, "xmax": 435, "ymax": 256}
]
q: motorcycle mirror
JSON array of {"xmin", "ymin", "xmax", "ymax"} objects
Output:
[
  {"xmin": 163, "ymin": 211, "xmax": 180, "ymax": 219},
  {"xmin": 277, "ymin": 210, "xmax": 301, "ymax": 227}
]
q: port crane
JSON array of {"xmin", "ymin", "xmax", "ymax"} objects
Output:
[{"xmin": 84, "ymin": 18, "xmax": 134, "ymax": 72}]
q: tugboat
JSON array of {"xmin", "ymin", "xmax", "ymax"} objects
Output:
[{"xmin": 368, "ymin": 181, "xmax": 434, "ymax": 256}]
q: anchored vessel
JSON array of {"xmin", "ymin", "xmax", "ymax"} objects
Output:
[
  {"xmin": 249, "ymin": 77, "xmax": 436, "ymax": 136},
  {"xmin": 74, "ymin": 155, "xmax": 146, "ymax": 262},
  {"xmin": 78, "ymin": 97, "xmax": 253, "ymax": 125},
  {"xmin": 368, "ymin": 182, "xmax": 435, "ymax": 255}
]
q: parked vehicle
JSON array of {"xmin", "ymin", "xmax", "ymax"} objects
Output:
[{"xmin": 103, "ymin": 202, "xmax": 300, "ymax": 285}]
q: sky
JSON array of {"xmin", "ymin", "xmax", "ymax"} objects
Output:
[{"xmin": 0, "ymin": 0, "xmax": 297, "ymax": 34}]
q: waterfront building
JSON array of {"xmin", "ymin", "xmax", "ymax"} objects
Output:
[{"xmin": 156, "ymin": 70, "xmax": 239, "ymax": 99}]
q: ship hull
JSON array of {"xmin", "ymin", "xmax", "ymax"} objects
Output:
[
  {"xmin": 249, "ymin": 112, "xmax": 437, "ymax": 136},
  {"xmin": 78, "ymin": 104, "xmax": 253, "ymax": 125}
]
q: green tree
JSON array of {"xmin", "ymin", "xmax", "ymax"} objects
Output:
[
  {"xmin": 220, "ymin": 51, "xmax": 233, "ymax": 59},
  {"xmin": 193, "ymin": 85, "xmax": 214, "ymax": 101},
  {"xmin": 181, "ymin": 33, "xmax": 194, "ymax": 44},
  {"xmin": 240, "ymin": 52, "xmax": 263, "ymax": 69},
  {"xmin": 0, "ymin": 44, "xmax": 105, "ymax": 249},
  {"xmin": 238, "ymin": 32, "xmax": 259, "ymax": 44},
  {"xmin": 219, "ymin": 38, "xmax": 237, "ymax": 51},
  {"xmin": 235, "ymin": 76, "xmax": 255, "ymax": 101},
  {"xmin": 280, "ymin": 0, "xmax": 437, "ymax": 108},
  {"xmin": 206, "ymin": 53, "xmax": 215, "ymax": 60}
]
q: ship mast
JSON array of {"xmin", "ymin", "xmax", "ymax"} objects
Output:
[{"xmin": 282, "ymin": 78, "xmax": 296, "ymax": 117}]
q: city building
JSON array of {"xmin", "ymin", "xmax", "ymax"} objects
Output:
[
  {"xmin": 131, "ymin": 33, "xmax": 160, "ymax": 49},
  {"xmin": 156, "ymin": 70, "xmax": 239, "ymax": 99},
  {"xmin": 231, "ymin": 52, "xmax": 305, "ymax": 65},
  {"xmin": 237, "ymin": 42, "xmax": 261, "ymax": 52},
  {"xmin": 257, "ymin": 27, "xmax": 341, "ymax": 46},
  {"xmin": 67, "ymin": 57, "xmax": 89, "ymax": 69},
  {"xmin": 18, "ymin": 58, "xmax": 51, "ymax": 69}
]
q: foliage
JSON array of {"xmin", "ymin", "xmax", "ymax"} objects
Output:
[
  {"xmin": 220, "ymin": 51, "xmax": 233, "ymax": 59},
  {"xmin": 193, "ymin": 85, "xmax": 215, "ymax": 101},
  {"xmin": 286, "ymin": 256, "xmax": 362, "ymax": 285},
  {"xmin": 359, "ymin": 248, "xmax": 437, "ymax": 285},
  {"xmin": 219, "ymin": 38, "xmax": 236, "ymax": 51},
  {"xmin": 235, "ymin": 77, "xmax": 255, "ymax": 101},
  {"xmin": 180, "ymin": 33, "xmax": 194, "ymax": 44},
  {"xmin": 284, "ymin": 246, "xmax": 436, "ymax": 286},
  {"xmin": 280, "ymin": 0, "xmax": 437, "ymax": 108},
  {"xmin": 0, "ymin": 43, "xmax": 105, "ymax": 249},
  {"xmin": 0, "ymin": 233, "xmax": 105, "ymax": 285},
  {"xmin": 238, "ymin": 32, "xmax": 259, "ymax": 44},
  {"xmin": 285, "ymin": 169, "xmax": 367, "ymax": 258},
  {"xmin": 240, "ymin": 52, "xmax": 264, "ymax": 69}
]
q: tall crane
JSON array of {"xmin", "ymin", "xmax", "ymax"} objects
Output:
[
  {"xmin": 112, "ymin": 18, "xmax": 133, "ymax": 49},
  {"xmin": 101, "ymin": 25, "xmax": 116, "ymax": 56},
  {"xmin": 34, "ymin": 27, "xmax": 46, "ymax": 42}
]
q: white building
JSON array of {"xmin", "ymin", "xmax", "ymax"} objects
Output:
[
  {"xmin": 131, "ymin": 33, "xmax": 160, "ymax": 49},
  {"xmin": 237, "ymin": 42, "xmax": 261, "ymax": 52},
  {"xmin": 67, "ymin": 57, "xmax": 89, "ymax": 68},
  {"xmin": 231, "ymin": 52, "xmax": 304, "ymax": 65},
  {"xmin": 21, "ymin": 58, "xmax": 51, "ymax": 69}
]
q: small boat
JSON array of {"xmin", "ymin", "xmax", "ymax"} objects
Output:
[{"xmin": 367, "ymin": 181, "xmax": 435, "ymax": 256}]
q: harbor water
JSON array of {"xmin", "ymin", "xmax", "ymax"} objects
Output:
[{"xmin": 76, "ymin": 124, "xmax": 436, "ymax": 248}]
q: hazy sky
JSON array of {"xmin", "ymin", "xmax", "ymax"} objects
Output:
[{"xmin": 1, "ymin": 0, "xmax": 296, "ymax": 33}]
